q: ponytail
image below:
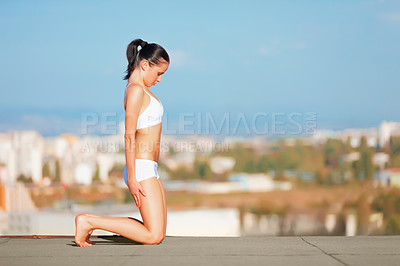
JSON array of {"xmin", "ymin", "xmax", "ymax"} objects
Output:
[{"xmin": 123, "ymin": 38, "xmax": 170, "ymax": 80}]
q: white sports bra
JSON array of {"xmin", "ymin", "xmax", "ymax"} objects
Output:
[{"xmin": 124, "ymin": 83, "xmax": 164, "ymax": 129}]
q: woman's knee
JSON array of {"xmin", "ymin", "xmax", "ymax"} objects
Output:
[{"xmin": 147, "ymin": 231, "xmax": 165, "ymax": 245}]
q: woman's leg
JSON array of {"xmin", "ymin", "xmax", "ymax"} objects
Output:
[
  {"xmin": 157, "ymin": 178, "xmax": 167, "ymax": 238},
  {"xmin": 75, "ymin": 177, "xmax": 165, "ymax": 246},
  {"xmin": 138, "ymin": 177, "xmax": 166, "ymax": 242}
]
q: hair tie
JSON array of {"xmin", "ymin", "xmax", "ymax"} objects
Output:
[{"xmin": 141, "ymin": 41, "xmax": 148, "ymax": 48}]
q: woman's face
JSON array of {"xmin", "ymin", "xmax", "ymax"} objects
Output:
[{"xmin": 142, "ymin": 59, "xmax": 169, "ymax": 88}]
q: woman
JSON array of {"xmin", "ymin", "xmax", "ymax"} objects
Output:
[{"xmin": 74, "ymin": 39, "xmax": 170, "ymax": 247}]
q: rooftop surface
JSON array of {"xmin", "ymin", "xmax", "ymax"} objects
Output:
[{"xmin": 1, "ymin": 235, "xmax": 399, "ymax": 266}]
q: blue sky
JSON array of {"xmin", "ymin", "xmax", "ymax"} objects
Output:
[{"xmin": 0, "ymin": 0, "xmax": 399, "ymax": 136}]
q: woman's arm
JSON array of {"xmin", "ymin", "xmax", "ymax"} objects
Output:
[{"xmin": 124, "ymin": 85, "xmax": 144, "ymax": 186}]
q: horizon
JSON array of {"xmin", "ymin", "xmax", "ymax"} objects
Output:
[{"xmin": 0, "ymin": 105, "xmax": 393, "ymax": 139}]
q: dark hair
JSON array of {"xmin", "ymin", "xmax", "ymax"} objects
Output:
[{"xmin": 123, "ymin": 38, "xmax": 170, "ymax": 80}]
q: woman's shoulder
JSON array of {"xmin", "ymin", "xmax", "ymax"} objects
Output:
[
  {"xmin": 125, "ymin": 84, "xmax": 145, "ymax": 99},
  {"xmin": 126, "ymin": 83, "xmax": 144, "ymax": 93},
  {"xmin": 124, "ymin": 84, "xmax": 145, "ymax": 112}
]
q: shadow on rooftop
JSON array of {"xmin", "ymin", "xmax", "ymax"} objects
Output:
[{"xmin": 69, "ymin": 217, "xmax": 145, "ymax": 247}]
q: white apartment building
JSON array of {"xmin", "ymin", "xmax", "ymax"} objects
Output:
[
  {"xmin": 379, "ymin": 121, "xmax": 400, "ymax": 149},
  {"xmin": 0, "ymin": 131, "xmax": 44, "ymax": 184}
]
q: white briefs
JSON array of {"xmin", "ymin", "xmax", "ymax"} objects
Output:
[{"xmin": 124, "ymin": 159, "xmax": 160, "ymax": 184}]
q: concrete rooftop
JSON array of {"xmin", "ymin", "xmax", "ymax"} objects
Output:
[{"xmin": 0, "ymin": 235, "xmax": 399, "ymax": 266}]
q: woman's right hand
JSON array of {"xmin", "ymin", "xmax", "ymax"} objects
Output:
[{"xmin": 127, "ymin": 179, "xmax": 147, "ymax": 208}]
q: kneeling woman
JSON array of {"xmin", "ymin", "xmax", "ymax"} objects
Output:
[{"xmin": 74, "ymin": 39, "xmax": 170, "ymax": 246}]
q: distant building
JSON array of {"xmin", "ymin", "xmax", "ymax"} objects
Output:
[
  {"xmin": 379, "ymin": 121, "xmax": 400, "ymax": 149},
  {"xmin": 209, "ymin": 156, "xmax": 235, "ymax": 174},
  {"xmin": 198, "ymin": 181, "xmax": 242, "ymax": 194},
  {"xmin": 0, "ymin": 131, "xmax": 44, "ymax": 184},
  {"xmin": 97, "ymin": 153, "xmax": 114, "ymax": 184},
  {"xmin": 0, "ymin": 163, "xmax": 8, "ymax": 184},
  {"xmin": 377, "ymin": 168, "xmax": 400, "ymax": 187},
  {"xmin": 310, "ymin": 128, "xmax": 378, "ymax": 148},
  {"xmin": 373, "ymin": 152, "xmax": 390, "ymax": 169},
  {"xmin": 228, "ymin": 173, "xmax": 292, "ymax": 191},
  {"xmin": 341, "ymin": 152, "xmax": 360, "ymax": 163},
  {"xmin": 0, "ymin": 183, "xmax": 37, "ymax": 212},
  {"xmin": 336, "ymin": 128, "xmax": 378, "ymax": 148},
  {"xmin": 309, "ymin": 129, "xmax": 337, "ymax": 146},
  {"xmin": 161, "ymin": 172, "xmax": 292, "ymax": 193},
  {"xmin": 60, "ymin": 134, "xmax": 81, "ymax": 185},
  {"xmin": 162, "ymin": 179, "xmax": 242, "ymax": 194},
  {"xmin": 162, "ymin": 153, "xmax": 195, "ymax": 172},
  {"xmin": 229, "ymin": 173, "xmax": 274, "ymax": 192},
  {"xmin": 75, "ymin": 162, "xmax": 94, "ymax": 186}
]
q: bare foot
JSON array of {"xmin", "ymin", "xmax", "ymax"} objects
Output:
[
  {"xmin": 81, "ymin": 213, "xmax": 98, "ymax": 245},
  {"xmin": 75, "ymin": 213, "xmax": 93, "ymax": 247}
]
